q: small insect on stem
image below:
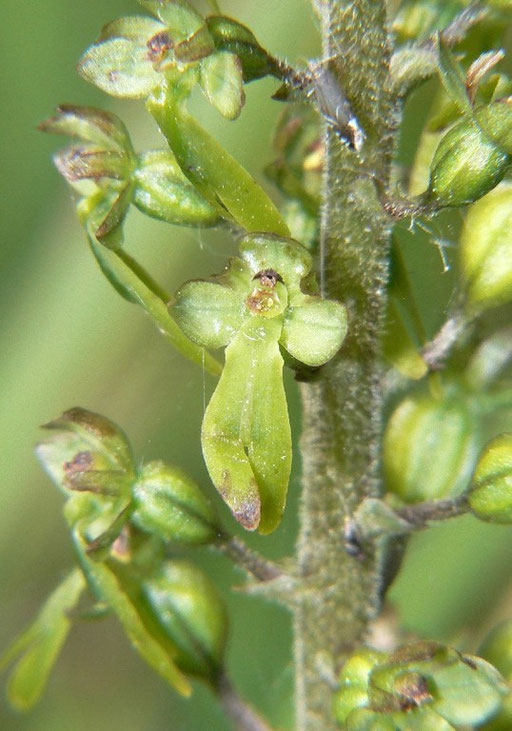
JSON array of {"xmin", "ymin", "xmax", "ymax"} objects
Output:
[{"xmin": 309, "ymin": 63, "xmax": 365, "ymax": 153}]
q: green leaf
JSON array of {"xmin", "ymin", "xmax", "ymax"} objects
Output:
[
  {"xmin": 83, "ymin": 222, "xmax": 222, "ymax": 376},
  {"xmin": 147, "ymin": 82, "xmax": 290, "ymax": 235},
  {"xmin": 72, "ymin": 530, "xmax": 191, "ymax": 696},
  {"xmin": 202, "ymin": 317, "xmax": 291, "ymax": 533},
  {"xmin": 78, "ymin": 38, "xmax": 162, "ymax": 98},
  {"xmin": 39, "ymin": 105, "xmax": 133, "ymax": 153},
  {"xmin": 174, "ymin": 27, "xmax": 215, "ymax": 64},
  {"xmin": 435, "ymin": 35, "xmax": 473, "ymax": 116},
  {"xmin": 172, "ymin": 279, "xmax": 246, "ymax": 349},
  {"xmin": 200, "ymin": 51, "xmax": 245, "ymax": 120},
  {"xmin": 281, "ymin": 296, "xmax": 347, "ymax": 367},
  {"xmin": 0, "ymin": 570, "xmax": 86, "ymax": 711},
  {"xmin": 99, "ymin": 15, "xmax": 165, "ymax": 41}
]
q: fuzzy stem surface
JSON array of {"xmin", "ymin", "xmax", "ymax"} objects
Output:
[{"xmin": 294, "ymin": 2, "xmax": 396, "ymax": 728}]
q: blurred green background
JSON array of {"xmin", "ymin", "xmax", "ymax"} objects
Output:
[{"xmin": 2, "ymin": 1, "xmax": 512, "ymax": 729}]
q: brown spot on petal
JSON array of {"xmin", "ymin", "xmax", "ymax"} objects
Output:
[
  {"xmin": 395, "ymin": 673, "xmax": 432, "ymax": 711},
  {"xmin": 147, "ymin": 31, "xmax": 173, "ymax": 64},
  {"xmin": 64, "ymin": 451, "xmax": 93, "ymax": 474}
]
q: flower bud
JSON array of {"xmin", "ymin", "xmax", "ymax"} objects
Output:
[
  {"xmin": 468, "ymin": 433, "xmax": 512, "ymax": 523},
  {"xmin": 427, "ymin": 118, "xmax": 510, "ymax": 207},
  {"xmin": 36, "ymin": 407, "xmax": 135, "ymax": 496},
  {"xmin": 131, "ymin": 460, "xmax": 219, "ymax": 544},
  {"xmin": 383, "ymin": 388, "xmax": 478, "ymax": 503},
  {"xmin": 477, "ymin": 100, "xmax": 512, "ymax": 155},
  {"xmin": 133, "ymin": 149, "xmax": 220, "ymax": 225},
  {"xmin": 140, "ymin": 560, "xmax": 227, "ymax": 680},
  {"xmin": 460, "ymin": 182, "xmax": 512, "ymax": 311},
  {"xmin": 333, "ymin": 642, "xmax": 507, "ymax": 728}
]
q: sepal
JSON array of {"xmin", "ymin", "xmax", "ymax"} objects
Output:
[
  {"xmin": 199, "ymin": 51, "xmax": 245, "ymax": 120},
  {"xmin": 206, "ymin": 15, "xmax": 278, "ymax": 82}
]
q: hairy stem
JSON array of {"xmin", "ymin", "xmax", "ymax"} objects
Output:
[
  {"xmin": 215, "ymin": 535, "xmax": 283, "ymax": 582},
  {"xmin": 294, "ymin": 2, "xmax": 396, "ymax": 728},
  {"xmin": 395, "ymin": 495, "xmax": 470, "ymax": 528}
]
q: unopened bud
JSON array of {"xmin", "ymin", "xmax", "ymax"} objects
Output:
[
  {"xmin": 131, "ymin": 460, "xmax": 218, "ymax": 543},
  {"xmin": 427, "ymin": 117, "xmax": 509, "ymax": 207},
  {"xmin": 468, "ymin": 433, "xmax": 512, "ymax": 523},
  {"xmin": 141, "ymin": 560, "xmax": 227, "ymax": 679},
  {"xmin": 460, "ymin": 181, "xmax": 512, "ymax": 311},
  {"xmin": 383, "ymin": 388, "xmax": 478, "ymax": 503},
  {"xmin": 133, "ymin": 149, "xmax": 220, "ymax": 225},
  {"xmin": 36, "ymin": 407, "xmax": 135, "ymax": 496}
]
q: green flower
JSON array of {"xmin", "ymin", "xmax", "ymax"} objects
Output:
[
  {"xmin": 76, "ymin": 0, "xmax": 262, "ymax": 120},
  {"xmin": 334, "ymin": 642, "xmax": 507, "ymax": 729},
  {"xmin": 171, "ymin": 233, "xmax": 348, "ymax": 533},
  {"xmin": 40, "ymin": 105, "xmax": 220, "ymax": 245}
]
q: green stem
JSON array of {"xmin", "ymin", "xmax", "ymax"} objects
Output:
[
  {"xmin": 217, "ymin": 673, "xmax": 272, "ymax": 731},
  {"xmin": 394, "ymin": 495, "xmax": 470, "ymax": 528},
  {"xmin": 294, "ymin": 2, "xmax": 395, "ymax": 728},
  {"xmin": 215, "ymin": 534, "xmax": 283, "ymax": 582}
]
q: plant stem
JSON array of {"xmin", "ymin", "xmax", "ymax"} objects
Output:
[
  {"xmin": 215, "ymin": 535, "xmax": 283, "ymax": 582},
  {"xmin": 217, "ymin": 673, "xmax": 272, "ymax": 731},
  {"xmin": 421, "ymin": 311, "xmax": 469, "ymax": 371},
  {"xmin": 395, "ymin": 495, "xmax": 470, "ymax": 528},
  {"xmin": 294, "ymin": 2, "xmax": 395, "ymax": 728}
]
